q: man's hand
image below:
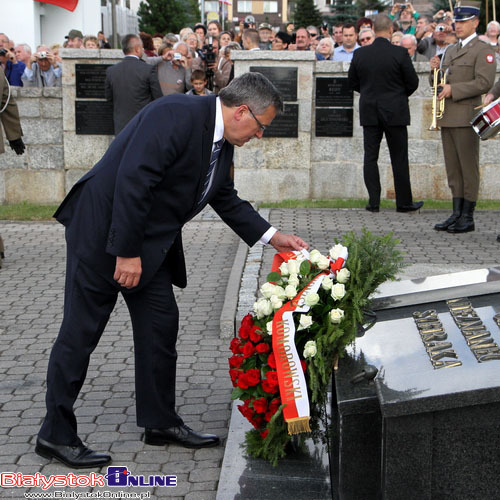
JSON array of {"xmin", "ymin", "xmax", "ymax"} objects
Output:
[
  {"xmin": 114, "ymin": 256, "xmax": 142, "ymax": 289},
  {"xmin": 484, "ymin": 93, "xmax": 496, "ymax": 106},
  {"xmin": 269, "ymin": 232, "xmax": 309, "ymax": 253},
  {"xmin": 429, "ymin": 55, "xmax": 441, "ymax": 70},
  {"xmin": 162, "ymin": 50, "xmax": 174, "ymax": 61},
  {"xmin": 438, "ymin": 83, "xmax": 452, "ymax": 99}
]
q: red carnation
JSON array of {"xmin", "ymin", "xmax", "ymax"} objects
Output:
[
  {"xmin": 250, "ymin": 415, "xmax": 265, "ymax": 430},
  {"xmin": 228, "ymin": 355, "xmax": 244, "ymax": 369},
  {"xmin": 262, "ymin": 371, "xmax": 279, "ymax": 393},
  {"xmin": 267, "ymin": 352, "xmax": 277, "ymax": 369},
  {"xmin": 253, "ymin": 397, "xmax": 268, "ymax": 414},
  {"xmin": 237, "ymin": 373, "xmax": 250, "ymax": 389},
  {"xmin": 238, "ymin": 402, "xmax": 254, "ymax": 420},
  {"xmin": 229, "ymin": 368, "xmax": 240, "ymax": 386},
  {"xmin": 242, "ymin": 342, "xmax": 256, "ymax": 359},
  {"xmin": 265, "ymin": 398, "xmax": 281, "ymax": 421},
  {"xmin": 256, "ymin": 342, "xmax": 270, "ymax": 354},
  {"xmin": 249, "ymin": 325, "xmax": 264, "ymax": 343},
  {"xmin": 301, "ymin": 360, "xmax": 307, "ymax": 372},
  {"xmin": 230, "ymin": 338, "xmax": 242, "ymax": 354},
  {"xmin": 245, "ymin": 368, "xmax": 261, "ymax": 387},
  {"xmin": 238, "ymin": 314, "xmax": 253, "ymax": 339},
  {"xmin": 266, "ymin": 371, "xmax": 279, "ymax": 384},
  {"xmin": 260, "ymin": 429, "xmax": 269, "ymax": 439}
]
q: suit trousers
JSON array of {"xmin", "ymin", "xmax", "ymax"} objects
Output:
[
  {"xmin": 39, "ymin": 248, "xmax": 183, "ymax": 446},
  {"xmin": 363, "ymin": 125, "xmax": 413, "ymax": 207},
  {"xmin": 441, "ymin": 127, "xmax": 480, "ymax": 201}
]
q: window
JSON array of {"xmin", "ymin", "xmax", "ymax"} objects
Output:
[
  {"xmin": 263, "ymin": 1, "xmax": 278, "ymax": 12},
  {"xmin": 238, "ymin": 1, "xmax": 253, "ymax": 12},
  {"xmin": 205, "ymin": 1, "xmax": 219, "ymax": 11}
]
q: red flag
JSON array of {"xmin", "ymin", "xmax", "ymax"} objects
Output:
[{"xmin": 34, "ymin": 0, "xmax": 78, "ymax": 12}]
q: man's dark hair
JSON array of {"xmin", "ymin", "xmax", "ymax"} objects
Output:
[
  {"xmin": 242, "ymin": 28, "xmax": 260, "ymax": 46},
  {"xmin": 121, "ymin": 34, "xmax": 140, "ymax": 55},
  {"xmin": 373, "ymin": 14, "xmax": 393, "ymax": 33},
  {"xmin": 343, "ymin": 23, "xmax": 357, "ymax": 32},
  {"xmin": 275, "ymin": 31, "xmax": 292, "ymax": 45},
  {"xmin": 191, "ymin": 69, "xmax": 207, "ymax": 81},
  {"xmin": 219, "ymin": 72, "xmax": 283, "ymax": 114}
]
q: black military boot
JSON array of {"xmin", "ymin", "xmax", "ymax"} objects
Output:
[
  {"xmin": 447, "ymin": 199, "xmax": 476, "ymax": 233},
  {"xmin": 0, "ymin": 235, "xmax": 4, "ymax": 269},
  {"xmin": 434, "ymin": 198, "xmax": 463, "ymax": 231}
]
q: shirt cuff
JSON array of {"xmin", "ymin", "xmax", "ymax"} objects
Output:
[{"xmin": 260, "ymin": 227, "xmax": 277, "ymax": 245}]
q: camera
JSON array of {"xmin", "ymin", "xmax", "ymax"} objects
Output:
[
  {"xmin": 0, "ymin": 48, "xmax": 7, "ymax": 57},
  {"xmin": 173, "ymin": 52, "xmax": 182, "ymax": 60},
  {"xmin": 322, "ymin": 22, "xmax": 328, "ymax": 29},
  {"xmin": 400, "ymin": 3, "xmax": 408, "ymax": 9},
  {"xmin": 38, "ymin": 51, "xmax": 48, "ymax": 59},
  {"xmin": 202, "ymin": 37, "xmax": 216, "ymax": 66},
  {"xmin": 435, "ymin": 25, "xmax": 445, "ymax": 32}
]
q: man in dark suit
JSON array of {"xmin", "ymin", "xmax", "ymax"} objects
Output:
[
  {"xmin": 35, "ymin": 72, "xmax": 308, "ymax": 468},
  {"xmin": 105, "ymin": 34, "xmax": 162, "ymax": 134},
  {"xmin": 348, "ymin": 14, "xmax": 423, "ymax": 213}
]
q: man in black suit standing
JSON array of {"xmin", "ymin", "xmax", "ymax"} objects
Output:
[
  {"xmin": 348, "ymin": 14, "xmax": 423, "ymax": 213},
  {"xmin": 35, "ymin": 72, "xmax": 308, "ymax": 468},
  {"xmin": 105, "ymin": 34, "xmax": 162, "ymax": 134}
]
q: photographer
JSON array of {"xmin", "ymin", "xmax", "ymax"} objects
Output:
[
  {"xmin": 390, "ymin": 2, "xmax": 420, "ymax": 35},
  {"xmin": 21, "ymin": 46, "xmax": 61, "ymax": 87},
  {"xmin": 417, "ymin": 22, "xmax": 452, "ymax": 59},
  {"xmin": 156, "ymin": 42, "xmax": 192, "ymax": 96},
  {"xmin": 0, "ymin": 46, "xmax": 25, "ymax": 86},
  {"xmin": 192, "ymin": 35, "xmax": 230, "ymax": 93}
]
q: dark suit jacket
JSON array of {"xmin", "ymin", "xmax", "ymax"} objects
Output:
[
  {"xmin": 348, "ymin": 37, "xmax": 419, "ymax": 126},
  {"xmin": 54, "ymin": 94, "xmax": 270, "ymax": 291},
  {"xmin": 105, "ymin": 55, "xmax": 163, "ymax": 134}
]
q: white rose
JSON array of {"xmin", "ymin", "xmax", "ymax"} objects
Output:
[
  {"xmin": 329, "ymin": 308, "xmax": 345, "ymax": 324},
  {"xmin": 254, "ymin": 298, "xmax": 273, "ymax": 319},
  {"xmin": 331, "ymin": 283, "xmax": 346, "ymax": 301},
  {"xmin": 260, "ymin": 282, "xmax": 276, "ymax": 299},
  {"xmin": 285, "ymin": 284, "xmax": 298, "ymax": 299},
  {"xmin": 336, "ymin": 268, "xmax": 351, "ymax": 284},
  {"xmin": 266, "ymin": 321, "xmax": 273, "ymax": 335},
  {"xmin": 330, "ymin": 244, "xmax": 347, "ymax": 261},
  {"xmin": 295, "ymin": 253, "xmax": 306, "ymax": 264},
  {"xmin": 270, "ymin": 295, "xmax": 283, "ymax": 310},
  {"xmin": 279, "ymin": 262, "xmax": 289, "ymax": 276},
  {"xmin": 303, "ymin": 340, "xmax": 317, "ymax": 359},
  {"xmin": 305, "ymin": 292, "xmax": 320, "ymax": 307},
  {"xmin": 309, "ymin": 249, "xmax": 322, "ymax": 265},
  {"xmin": 321, "ymin": 276, "xmax": 333, "ymax": 290},
  {"xmin": 288, "ymin": 273, "xmax": 300, "ymax": 287},
  {"xmin": 317, "ymin": 255, "xmax": 330, "ymax": 270},
  {"xmin": 287, "ymin": 260, "xmax": 300, "ymax": 275},
  {"xmin": 298, "ymin": 314, "xmax": 313, "ymax": 331},
  {"xmin": 273, "ymin": 285, "xmax": 287, "ymax": 300}
]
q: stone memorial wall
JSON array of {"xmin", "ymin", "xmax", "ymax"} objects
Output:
[{"xmin": 1, "ymin": 49, "xmax": 499, "ymax": 204}]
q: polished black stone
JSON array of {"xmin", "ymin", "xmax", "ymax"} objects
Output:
[
  {"xmin": 316, "ymin": 77, "xmax": 353, "ymax": 108},
  {"xmin": 75, "ymin": 64, "xmax": 111, "ymax": 99},
  {"xmin": 249, "ymin": 66, "xmax": 297, "ymax": 102},
  {"xmin": 75, "ymin": 101, "xmax": 114, "ymax": 135},
  {"xmin": 263, "ymin": 103, "xmax": 298, "ymax": 138},
  {"xmin": 315, "ymin": 108, "xmax": 353, "ymax": 137}
]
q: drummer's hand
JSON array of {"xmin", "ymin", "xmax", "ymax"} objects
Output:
[
  {"xmin": 484, "ymin": 93, "xmax": 495, "ymax": 106},
  {"xmin": 438, "ymin": 83, "xmax": 452, "ymax": 100},
  {"xmin": 429, "ymin": 56, "xmax": 441, "ymax": 70}
]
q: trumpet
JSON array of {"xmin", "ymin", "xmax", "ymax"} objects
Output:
[{"xmin": 429, "ymin": 68, "xmax": 446, "ymax": 131}]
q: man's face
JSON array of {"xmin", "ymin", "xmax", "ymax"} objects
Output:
[
  {"xmin": 400, "ymin": 7, "xmax": 412, "ymax": 22},
  {"xmin": 192, "ymin": 79, "xmax": 207, "ymax": 94},
  {"xmin": 286, "ymin": 24, "xmax": 295, "ymax": 34},
  {"xmin": 272, "ymin": 37, "xmax": 285, "ymax": 50},
  {"xmin": 333, "ymin": 27, "xmax": 343, "ymax": 43},
  {"xmin": 259, "ymin": 29, "xmax": 272, "ymax": 42},
  {"xmin": 295, "ymin": 29, "xmax": 310, "ymax": 50},
  {"xmin": 38, "ymin": 55, "xmax": 51, "ymax": 71},
  {"xmin": 15, "ymin": 45, "xmax": 30, "ymax": 63},
  {"xmin": 401, "ymin": 37, "xmax": 416, "ymax": 55},
  {"xmin": 342, "ymin": 27, "xmax": 357, "ymax": 49},
  {"xmin": 416, "ymin": 18, "xmax": 428, "ymax": 31},
  {"xmin": 0, "ymin": 34, "xmax": 8, "ymax": 49},
  {"xmin": 455, "ymin": 18, "xmax": 479, "ymax": 39},
  {"xmin": 224, "ymin": 105, "xmax": 276, "ymax": 146},
  {"xmin": 207, "ymin": 23, "xmax": 219, "ymax": 36},
  {"xmin": 68, "ymin": 37, "xmax": 82, "ymax": 48}
]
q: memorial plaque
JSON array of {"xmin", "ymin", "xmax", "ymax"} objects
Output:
[
  {"xmin": 315, "ymin": 108, "xmax": 353, "ymax": 137},
  {"xmin": 75, "ymin": 101, "xmax": 114, "ymax": 135},
  {"xmin": 330, "ymin": 269, "xmax": 500, "ymax": 500},
  {"xmin": 249, "ymin": 66, "xmax": 297, "ymax": 101},
  {"xmin": 76, "ymin": 64, "xmax": 111, "ymax": 99},
  {"xmin": 263, "ymin": 103, "xmax": 298, "ymax": 138},
  {"xmin": 316, "ymin": 77, "xmax": 353, "ymax": 107}
]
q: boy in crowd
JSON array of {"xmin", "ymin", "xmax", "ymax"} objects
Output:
[{"xmin": 186, "ymin": 69, "xmax": 213, "ymax": 96}]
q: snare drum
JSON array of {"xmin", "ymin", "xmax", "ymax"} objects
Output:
[{"xmin": 471, "ymin": 98, "xmax": 500, "ymax": 140}]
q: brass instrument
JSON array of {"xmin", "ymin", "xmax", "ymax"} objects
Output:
[{"xmin": 429, "ymin": 68, "xmax": 446, "ymax": 131}]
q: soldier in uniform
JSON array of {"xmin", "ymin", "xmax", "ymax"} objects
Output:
[
  {"xmin": 484, "ymin": 79, "xmax": 500, "ymax": 242},
  {"xmin": 431, "ymin": 2, "xmax": 496, "ymax": 233},
  {"xmin": 0, "ymin": 68, "xmax": 26, "ymax": 268}
]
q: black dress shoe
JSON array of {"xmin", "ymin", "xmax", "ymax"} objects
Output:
[
  {"xmin": 35, "ymin": 437, "xmax": 111, "ymax": 468},
  {"xmin": 144, "ymin": 425, "xmax": 220, "ymax": 449},
  {"xmin": 365, "ymin": 204, "xmax": 379, "ymax": 213},
  {"xmin": 396, "ymin": 201, "xmax": 424, "ymax": 213}
]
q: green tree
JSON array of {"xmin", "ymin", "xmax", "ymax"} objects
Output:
[
  {"xmin": 138, "ymin": 0, "xmax": 201, "ymax": 35},
  {"xmin": 354, "ymin": 0, "xmax": 389, "ymax": 18},
  {"xmin": 326, "ymin": 0, "xmax": 358, "ymax": 25},
  {"xmin": 293, "ymin": 0, "xmax": 324, "ymax": 28}
]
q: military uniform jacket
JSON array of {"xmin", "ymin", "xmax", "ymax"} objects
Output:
[
  {"xmin": 438, "ymin": 37, "xmax": 497, "ymax": 127},
  {"xmin": 490, "ymin": 78, "xmax": 500, "ymax": 100},
  {"xmin": 0, "ymin": 69, "xmax": 23, "ymax": 155}
]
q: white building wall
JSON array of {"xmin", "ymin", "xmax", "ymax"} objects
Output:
[{"xmin": 0, "ymin": 0, "xmax": 38, "ymax": 50}]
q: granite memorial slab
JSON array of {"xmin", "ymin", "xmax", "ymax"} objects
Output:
[
  {"xmin": 315, "ymin": 108, "xmax": 353, "ymax": 137},
  {"xmin": 331, "ymin": 269, "xmax": 500, "ymax": 500},
  {"xmin": 75, "ymin": 101, "xmax": 114, "ymax": 135},
  {"xmin": 249, "ymin": 67, "xmax": 298, "ymax": 102},
  {"xmin": 315, "ymin": 77, "xmax": 353, "ymax": 108},
  {"xmin": 263, "ymin": 103, "xmax": 299, "ymax": 138},
  {"xmin": 75, "ymin": 64, "xmax": 111, "ymax": 99}
]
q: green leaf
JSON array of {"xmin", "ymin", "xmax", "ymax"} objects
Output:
[
  {"xmin": 231, "ymin": 387, "xmax": 244, "ymax": 400},
  {"xmin": 300, "ymin": 260, "xmax": 311, "ymax": 276},
  {"xmin": 267, "ymin": 272, "xmax": 282, "ymax": 283}
]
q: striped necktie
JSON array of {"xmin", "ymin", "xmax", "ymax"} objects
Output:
[{"xmin": 199, "ymin": 139, "xmax": 225, "ymax": 204}]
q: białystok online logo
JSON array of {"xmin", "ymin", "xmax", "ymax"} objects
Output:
[{"xmin": 0, "ymin": 467, "xmax": 177, "ymax": 490}]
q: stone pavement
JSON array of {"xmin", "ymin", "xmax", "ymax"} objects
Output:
[{"xmin": 0, "ymin": 207, "xmax": 499, "ymax": 500}]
